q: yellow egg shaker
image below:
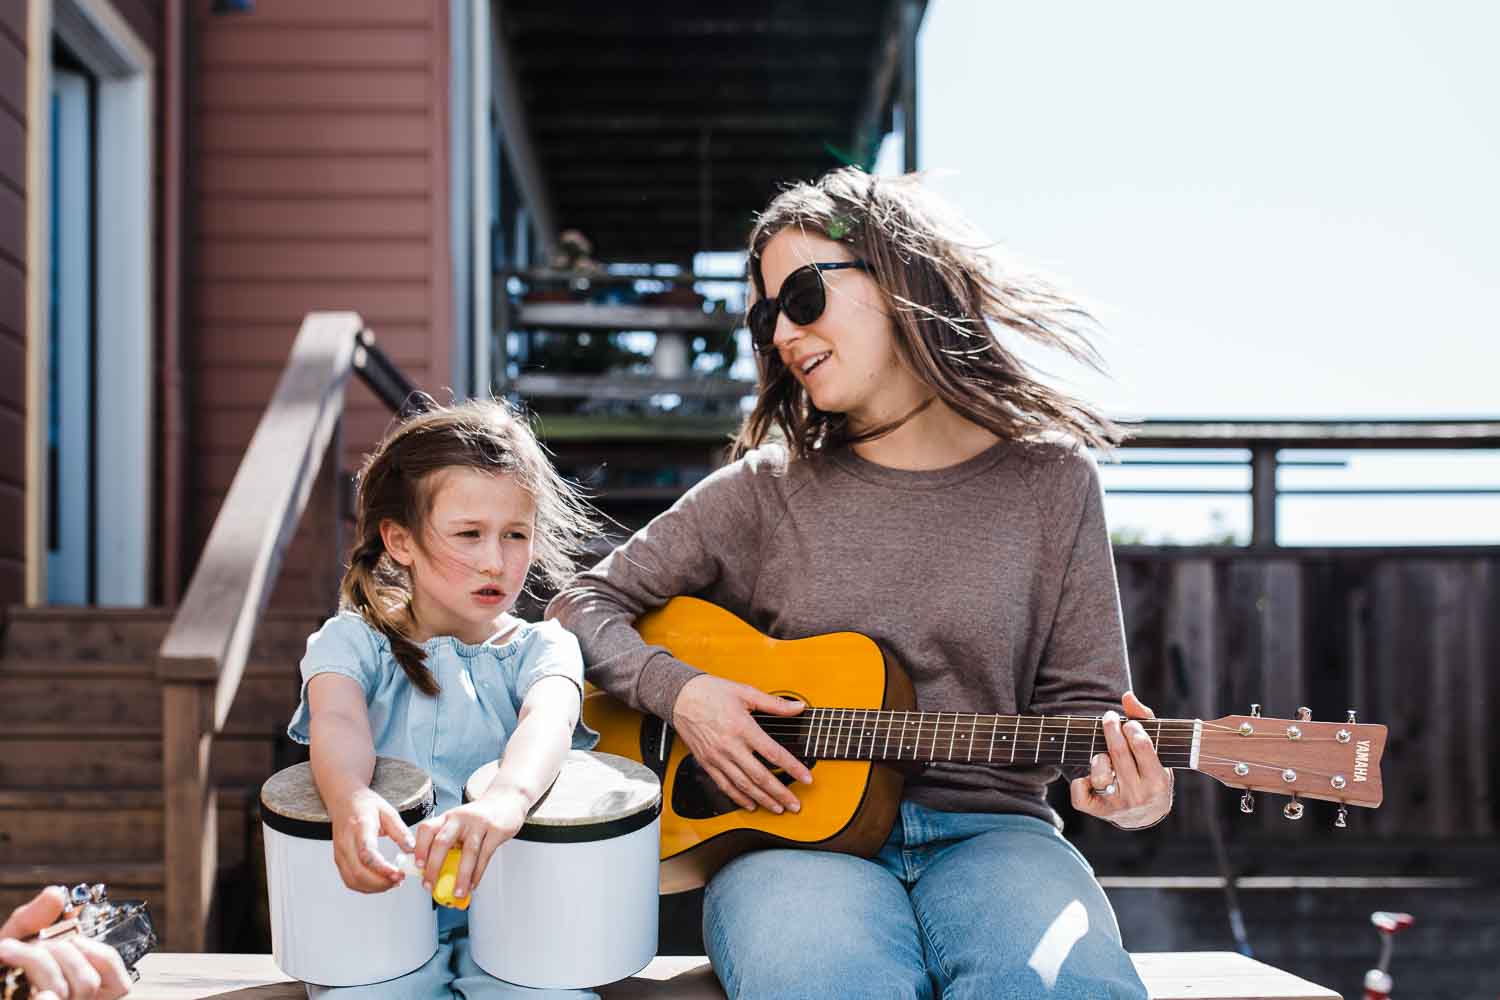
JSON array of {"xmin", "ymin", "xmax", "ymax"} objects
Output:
[{"xmin": 396, "ymin": 848, "xmax": 469, "ymax": 910}]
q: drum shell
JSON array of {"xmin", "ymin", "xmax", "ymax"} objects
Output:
[
  {"xmin": 263, "ymin": 824, "xmax": 438, "ymax": 986},
  {"xmin": 468, "ymin": 813, "xmax": 659, "ymax": 989}
]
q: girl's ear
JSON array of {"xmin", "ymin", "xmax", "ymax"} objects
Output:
[{"xmin": 379, "ymin": 519, "xmax": 416, "ymax": 567}]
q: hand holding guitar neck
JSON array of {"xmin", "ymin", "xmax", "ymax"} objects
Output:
[
  {"xmin": 0, "ymin": 884, "xmax": 155, "ymax": 1000},
  {"xmin": 1068, "ymin": 694, "xmax": 1175, "ymax": 831}
]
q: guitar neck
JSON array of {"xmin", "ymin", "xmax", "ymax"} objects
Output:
[{"xmin": 753, "ymin": 709, "xmax": 1200, "ymax": 769}]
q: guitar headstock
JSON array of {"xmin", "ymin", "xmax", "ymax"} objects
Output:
[
  {"xmin": 68, "ymin": 883, "xmax": 158, "ymax": 973},
  {"xmin": 1197, "ymin": 707, "xmax": 1386, "ymax": 825},
  {"xmin": 1, "ymin": 884, "xmax": 158, "ymax": 995}
]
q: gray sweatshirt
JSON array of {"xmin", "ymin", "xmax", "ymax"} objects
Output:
[{"xmin": 546, "ymin": 438, "xmax": 1132, "ymax": 826}]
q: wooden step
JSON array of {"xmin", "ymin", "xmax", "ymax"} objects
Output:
[
  {"xmin": 0, "ymin": 788, "xmax": 255, "ymax": 866},
  {"xmin": 2, "ymin": 607, "xmax": 327, "ymax": 663},
  {"xmin": 0, "ymin": 735, "xmax": 276, "ymax": 789},
  {"xmin": 0, "ymin": 667, "xmax": 300, "ymax": 736}
]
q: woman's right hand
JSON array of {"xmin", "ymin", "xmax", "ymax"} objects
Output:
[
  {"xmin": 329, "ymin": 787, "xmax": 414, "ymax": 893},
  {"xmin": 671, "ymin": 674, "xmax": 811, "ymax": 814}
]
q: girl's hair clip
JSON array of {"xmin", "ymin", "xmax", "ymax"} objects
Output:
[{"xmin": 827, "ymin": 215, "xmax": 855, "ymax": 240}]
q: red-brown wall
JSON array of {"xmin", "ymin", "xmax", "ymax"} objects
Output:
[
  {"xmin": 187, "ymin": 0, "xmax": 452, "ymax": 608},
  {"xmin": 0, "ymin": 2, "xmax": 29, "ymax": 607}
]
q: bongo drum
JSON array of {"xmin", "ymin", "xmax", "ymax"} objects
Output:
[
  {"xmin": 464, "ymin": 750, "xmax": 661, "ymax": 989},
  {"xmin": 260, "ymin": 757, "xmax": 439, "ymax": 986}
]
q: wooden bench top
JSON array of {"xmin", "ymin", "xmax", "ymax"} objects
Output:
[{"xmin": 132, "ymin": 952, "xmax": 1341, "ymax": 999}]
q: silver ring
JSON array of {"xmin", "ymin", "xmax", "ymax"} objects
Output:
[{"xmin": 1101, "ymin": 782, "xmax": 1118, "ymax": 797}]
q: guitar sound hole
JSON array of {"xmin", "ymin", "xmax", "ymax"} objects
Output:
[{"xmin": 672, "ymin": 754, "xmax": 816, "ymax": 819}]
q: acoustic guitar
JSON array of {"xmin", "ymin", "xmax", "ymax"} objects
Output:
[
  {"xmin": 583, "ymin": 597, "xmax": 1388, "ymax": 893},
  {"xmin": 0, "ymin": 884, "xmax": 156, "ymax": 999}
]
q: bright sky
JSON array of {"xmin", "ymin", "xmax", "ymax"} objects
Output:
[{"xmin": 901, "ymin": 0, "xmax": 1500, "ymax": 544}]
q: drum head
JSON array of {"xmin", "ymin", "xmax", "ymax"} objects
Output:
[
  {"xmin": 260, "ymin": 756, "xmax": 434, "ymax": 839},
  {"xmin": 465, "ymin": 750, "xmax": 660, "ymax": 843}
]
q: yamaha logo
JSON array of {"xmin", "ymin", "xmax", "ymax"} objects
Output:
[{"xmin": 1353, "ymin": 740, "xmax": 1371, "ymax": 782}]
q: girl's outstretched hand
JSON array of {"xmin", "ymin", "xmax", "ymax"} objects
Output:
[
  {"xmin": 412, "ymin": 788, "xmax": 529, "ymax": 902},
  {"xmin": 1069, "ymin": 691, "xmax": 1175, "ymax": 830},
  {"xmin": 330, "ymin": 786, "xmax": 414, "ymax": 893}
]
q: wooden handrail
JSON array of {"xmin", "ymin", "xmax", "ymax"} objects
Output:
[{"xmin": 157, "ymin": 312, "xmax": 363, "ymax": 950}]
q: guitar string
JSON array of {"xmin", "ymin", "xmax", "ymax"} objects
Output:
[
  {"xmin": 748, "ymin": 739, "xmax": 1362, "ymax": 790},
  {"xmin": 749, "ymin": 713, "xmax": 1347, "ymax": 735},
  {"xmin": 752, "ymin": 718, "xmax": 1352, "ymax": 743},
  {"xmin": 748, "ymin": 746, "xmax": 1365, "ymax": 796}
]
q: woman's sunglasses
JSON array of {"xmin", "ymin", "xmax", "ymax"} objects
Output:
[{"xmin": 748, "ymin": 260, "xmax": 868, "ymax": 354}]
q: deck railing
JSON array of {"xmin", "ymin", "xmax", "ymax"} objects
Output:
[{"xmin": 155, "ymin": 313, "xmax": 416, "ymax": 951}]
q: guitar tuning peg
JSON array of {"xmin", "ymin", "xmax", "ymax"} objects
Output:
[
  {"xmin": 1249, "ymin": 703, "xmax": 1262, "ymax": 718},
  {"xmin": 1335, "ymin": 805, "xmax": 1348, "ymax": 829},
  {"xmin": 1346, "ymin": 709, "xmax": 1357, "ymax": 724},
  {"xmin": 1240, "ymin": 790, "xmax": 1255, "ymax": 814},
  {"xmin": 1283, "ymin": 795, "xmax": 1304, "ymax": 821},
  {"xmin": 1296, "ymin": 706, "xmax": 1312, "ymax": 722},
  {"xmin": 69, "ymin": 883, "xmax": 91, "ymax": 906}
]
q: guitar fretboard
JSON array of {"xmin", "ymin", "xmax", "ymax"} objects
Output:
[{"xmin": 753, "ymin": 710, "xmax": 1200, "ymax": 769}]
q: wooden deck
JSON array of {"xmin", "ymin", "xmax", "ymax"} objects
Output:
[{"xmin": 131, "ymin": 952, "xmax": 1341, "ymax": 999}]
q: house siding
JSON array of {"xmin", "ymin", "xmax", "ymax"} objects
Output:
[
  {"xmin": 187, "ymin": 0, "xmax": 452, "ymax": 609},
  {"xmin": 0, "ymin": 2, "xmax": 29, "ymax": 606}
]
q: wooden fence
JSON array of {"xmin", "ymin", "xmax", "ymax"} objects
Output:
[{"xmin": 1077, "ymin": 547, "xmax": 1499, "ymax": 845}]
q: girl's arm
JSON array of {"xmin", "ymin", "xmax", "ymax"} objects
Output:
[
  {"xmin": 306, "ymin": 673, "xmax": 417, "ymax": 892},
  {"xmin": 411, "ymin": 675, "xmax": 581, "ymax": 900}
]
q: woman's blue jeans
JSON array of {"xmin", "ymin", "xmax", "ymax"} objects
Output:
[{"xmin": 703, "ymin": 802, "xmax": 1147, "ymax": 999}]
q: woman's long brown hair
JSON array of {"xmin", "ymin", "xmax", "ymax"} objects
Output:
[
  {"xmin": 339, "ymin": 398, "xmax": 599, "ymax": 696},
  {"xmin": 735, "ymin": 167, "xmax": 1123, "ymax": 459}
]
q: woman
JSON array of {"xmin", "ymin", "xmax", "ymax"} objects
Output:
[{"xmin": 548, "ymin": 167, "xmax": 1170, "ymax": 999}]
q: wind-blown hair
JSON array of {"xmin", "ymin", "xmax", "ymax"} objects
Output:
[
  {"xmin": 338, "ymin": 397, "xmax": 599, "ymax": 696},
  {"xmin": 736, "ymin": 166, "xmax": 1122, "ymax": 459}
]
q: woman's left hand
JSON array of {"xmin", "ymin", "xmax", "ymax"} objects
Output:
[
  {"xmin": 412, "ymin": 788, "xmax": 529, "ymax": 900},
  {"xmin": 1069, "ymin": 691, "xmax": 1174, "ymax": 830}
]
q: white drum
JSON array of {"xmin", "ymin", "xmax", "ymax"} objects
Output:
[
  {"xmin": 464, "ymin": 750, "xmax": 661, "ymax": 989},
  {"xmin": 260, "ymin": 757, "xmax": 439, "ymax": 986}
]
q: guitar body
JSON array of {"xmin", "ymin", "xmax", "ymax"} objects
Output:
[{"xmin": 584, "ymin": 597, "xmax": 914, "ymax": 893}]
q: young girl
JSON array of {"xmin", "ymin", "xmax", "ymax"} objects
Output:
[
  {"xmin": 287, "ymin": 399, "xmax": 601, "ymax": 999},
  {"xmin": 549, "ymin": 167, "xmax": 1171, "ymax": 999}
]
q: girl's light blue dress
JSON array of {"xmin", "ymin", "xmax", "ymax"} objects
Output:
[{"xmin": 287, "ymin": 612, "xmax": 600, "ymax": 999}]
